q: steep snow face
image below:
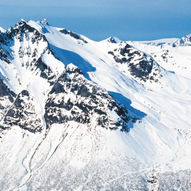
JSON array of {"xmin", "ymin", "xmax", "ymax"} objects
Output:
[
  {"xmin": 0, "ymin": 19, "xmax": 191, "ymax": 190},
  {"xmin": 0, "ymin": 27, "xmax": 5, "ymax": 33},
  {"xmin": 0, "ymin": 20, "xmax": 65, "ymax": 121}
]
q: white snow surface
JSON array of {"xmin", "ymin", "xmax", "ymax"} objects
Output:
[
  {"xmin": 137, "ymin": 38, "xmax": 179, "ymax": 46},
  {"xmin": 0, "ymin": 27, "xmax": 6, "ymax": 33},
  {"xmin": 0, "ymin": 20, "xmax": 191, "ymax": 190}
]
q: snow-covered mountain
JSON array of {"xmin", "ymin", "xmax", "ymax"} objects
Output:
[{"xmin": 0, "ymin": 19, "xmax": 191, "ymax": 191}]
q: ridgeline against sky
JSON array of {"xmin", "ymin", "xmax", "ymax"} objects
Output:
[{"xmin": 0, "ymin": 0, "xmax": 190, "ymax": 41}]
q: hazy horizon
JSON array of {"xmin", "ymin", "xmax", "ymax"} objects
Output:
[{"xmin": 0, "ymin": 0, "xmax": 190, "ymax": 41}]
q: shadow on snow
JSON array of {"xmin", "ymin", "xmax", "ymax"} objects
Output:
[
  {"xmin": 49, "ymin": 44, "xmax": 96, "ymax": 81},
  {"xmin": 110, "ymin": 91, "xmax": 147, "ymax": 129},
  {"xmin": 50, "ymin": 44, "xmax": 146, "ymax": 130}
]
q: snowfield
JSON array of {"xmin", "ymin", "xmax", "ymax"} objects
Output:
[{"xmin": 0, "ymin": 19, "xmax": 191, "ymax": 190}]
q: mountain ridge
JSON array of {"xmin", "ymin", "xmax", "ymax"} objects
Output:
[{"xmin": 0, "ymin": 19, "xmax": 191, "ymax": 190}]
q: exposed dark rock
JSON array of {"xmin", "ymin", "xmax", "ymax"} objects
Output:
[
  {"xmin": 0, "ymin": 90, "xmax": 43, "ymax": 133},
  {"xmin": 107, "ymin": 37, "xmax": 119, "ymax": 43},
  {"xmin": 6, "ymin": 20, "xmax": 46, "ymax": 43},
  {"xmin": 108, "ymin": 42, "xmax": 163, "ymax": 83},
  {"xmin": 0, "ymin": 19, "xmax": 57, "ymax": 87},
  {"xmin": 0, "ymin": 45, "xmax": 11, "ymax": 63},
  {"xmin": 0, "ymin": 20, "xmax": 136, "ymax": 134},
  {"xmin": 0, "ymin": 77, "xmax": 16, "ymax": 122},
  {"xmin": 173, "ymin": 34, "xmax": 191, "ymax": 47},
  {"xmin": 60, "ymin": 28, "xmax": 88, "ymax": 44},
  {"xmin": 35, "ymin": 57, "xmax": 56, "ymax": 85},
  {"xmin": 45, "ymin": 64, "xmax": 130, "ymax": 131}
]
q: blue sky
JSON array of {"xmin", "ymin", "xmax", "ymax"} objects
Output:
[{"xmin": 0, "ymin": 0, "xmax": 191, "ymax": 41}]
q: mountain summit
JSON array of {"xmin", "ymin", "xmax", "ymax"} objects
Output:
[{"xmin": 0, "ymin": 19, "xmax": 191, "ymax": 190}]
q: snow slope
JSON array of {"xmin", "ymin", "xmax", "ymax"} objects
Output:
[
  {"xmin": 0, "ymin": 27, "xmax": 6, "ymax": 33},
  {"xmin": 0, "ymin": 20, "xmax": 191, "ymax": 190}
]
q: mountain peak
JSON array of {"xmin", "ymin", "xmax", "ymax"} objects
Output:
[
  {"xmin": 39, "ymin": 18, "xmax": 49, "ymax": 25},
  {"xmin": 20, "ymin": 18, "xmax": 26, "ymax": 22},
  {"xmin": 17, "ymin": 18, "xmax": 27, "ymax": 26},
  {"xmin": 11, "ymin": 19, "xmax": 30, "ymax": 32},
  {"xmin": 173, "ymin": 33, "xmax": 191, "ymax": 47},
  {"xmin": 106, "ymin": 36, "xmax": 121, "ymax": 43},
  {"xmin": 0, "ymin": 19, "xmax": 191, "ymax": 191}
]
